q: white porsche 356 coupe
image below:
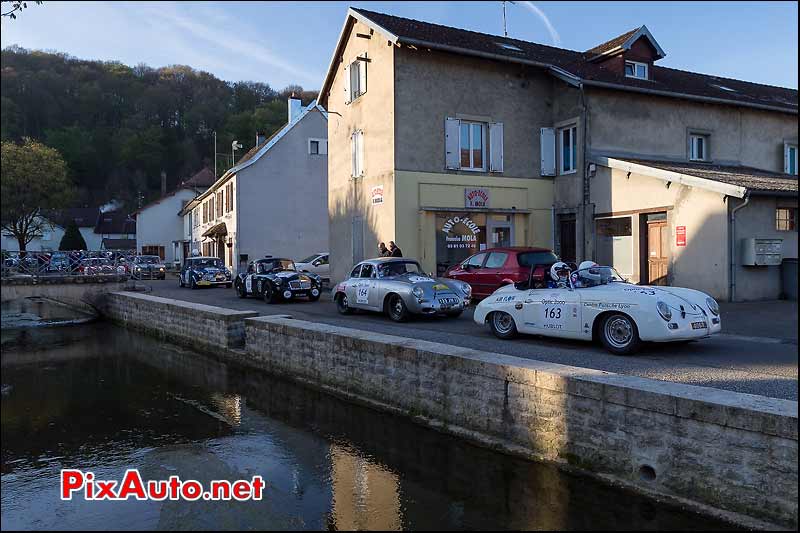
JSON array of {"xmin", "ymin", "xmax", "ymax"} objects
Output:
[{"xmin": 474, "ymin": 265, "xmax": 722, "ymax": 354}]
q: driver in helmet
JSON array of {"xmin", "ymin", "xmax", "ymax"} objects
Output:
[
  {"xmin": 573, "ymin": 260, "xmax": 601, "ymax": 288},
  {"xmin": 547, "ymin": 261, "xmax": 572, "ymax": 288}
]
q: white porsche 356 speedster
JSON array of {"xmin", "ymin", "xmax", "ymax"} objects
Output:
[{"xmin": 474, "ymin": 265, "xmax": 722, "ymax": 354}]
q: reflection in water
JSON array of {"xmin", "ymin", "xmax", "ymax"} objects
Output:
[{"xmin": 1, "ymin": 322, "xmax": 737, "ymax": 531}]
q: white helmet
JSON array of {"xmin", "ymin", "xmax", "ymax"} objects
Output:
[
  {"xmin": 550, "ymin": 261, "xmax": 570, "ymax": 282},
  {"xmin": 578, "ymin": 260, "xmax": 598, "ymax": 271}
]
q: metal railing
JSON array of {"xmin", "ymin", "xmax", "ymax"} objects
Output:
[{"xmin": 1, "ymin": 250, "xmax": 138, "ymax": 279}]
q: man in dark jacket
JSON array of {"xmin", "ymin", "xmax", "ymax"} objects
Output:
[
  {"xmin": 388, "ymin": 241, "xmax": 403, "ymax": 257},
  {"xmin": 378, "ymin": 242, "xmax": 391, "ymax": 257}
]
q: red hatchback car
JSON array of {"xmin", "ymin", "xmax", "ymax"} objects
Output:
[{"xmin": 444, "ymin": 247, "xmax": 560, "ymax": 299}]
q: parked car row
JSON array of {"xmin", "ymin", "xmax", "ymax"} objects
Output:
[
  {"xmin": 1, "ymin": 250, "xmax": 136, "ymax": 276},
  {"xmin": 174, "ymin": 247, "xmax": 722, "ymax": 355}
]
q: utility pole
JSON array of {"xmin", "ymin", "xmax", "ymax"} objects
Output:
[{"xmin": 213, "ymin": 131, "xmax": 217, "ymax": 177}]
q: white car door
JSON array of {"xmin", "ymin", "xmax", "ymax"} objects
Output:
[
  {"xmin": 314, "ymin": 254, "xmax": 330, "ymax": 278},
  {"xmin": 522, "ymin": 286, "xmax": 581, "ymax": 338}
]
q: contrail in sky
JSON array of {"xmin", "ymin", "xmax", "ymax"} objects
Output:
[{"xmin": 519, "ymin": 1, "xmax": 562, "ymax": 46}]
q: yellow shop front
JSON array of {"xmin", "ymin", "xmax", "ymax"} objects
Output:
[{"xmin": 393, "ymin": 171, "xmax": 554, "ymax": 276}]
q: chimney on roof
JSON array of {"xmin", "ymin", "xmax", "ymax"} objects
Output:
[
  {"xmin": 256, "ymin": 131, "xmax": 266, "ymax": 146},
  {"xmin": 160, "ymin": 170, "xmax": 167, "ymax": 197},
  {"xmin": 288, "ymin": 94, "xmax": 302, "ymax": 123}
]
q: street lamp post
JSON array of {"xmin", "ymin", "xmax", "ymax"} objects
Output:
[{"xmin": 231, "ymin": 140, "xmax": 243, "ymax": 165}]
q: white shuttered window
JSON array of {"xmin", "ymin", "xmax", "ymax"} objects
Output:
[{"xmin": 351, "ymin": 130, "xmax": 364, "ymax": 177}]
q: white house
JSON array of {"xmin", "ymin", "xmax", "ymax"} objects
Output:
[
  {"xmin": 1, "ymin": 207, "xmax": 104, "ymax": 251},
  {"xmin": 180, "ymin": 98, "xmax": 328, "ymax": 273},
  {"xmin": 134, "ymin": 167, "xmax": 215, "ymax": 264}
]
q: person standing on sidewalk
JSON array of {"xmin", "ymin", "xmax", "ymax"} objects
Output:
[{"xmin": 388, "ymin": 241, "xmax": 403, "ymax": 257}]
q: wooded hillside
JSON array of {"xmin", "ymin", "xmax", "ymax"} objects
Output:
[{"xmin": 0, "ymin": 46, "xmax": 318, "ymax": 210}]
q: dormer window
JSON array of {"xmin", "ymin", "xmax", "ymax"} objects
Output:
[{"xmin": 625, "ymin": 61, "xmax": 648, "ymax": 80}]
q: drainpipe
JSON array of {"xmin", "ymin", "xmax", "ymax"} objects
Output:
[
  {"xmin": 579, "ymin": 82, "xmax": 590, "ymax": 260},
  {"xmin": 551, "ymin": 204, "xmax": 556, "ymax": 250},
  {"xmin": 729, "ymin": 193, "xmax": 750, "ymax": 302}
]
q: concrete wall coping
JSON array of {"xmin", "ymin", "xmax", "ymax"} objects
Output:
[
  {"xmin": 112, "ymin": 291, "xmax": 260, "ymax": 320},
  {"xmin": 246, "ymin": 315, "xmax": 798, "ymax": 440}
]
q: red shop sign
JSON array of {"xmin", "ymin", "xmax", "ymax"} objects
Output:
[{"xmin": 676, "ymin": 226, "xmax": 686, "ymax": 247}]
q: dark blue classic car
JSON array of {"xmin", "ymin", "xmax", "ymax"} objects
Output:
[
  {"xmin": 179, "ymin": 256, "xmax": 232, "ymax": 289},
  {"xmin": 234, "ymin": 257, "xmax": 322, "ymax": 303}
]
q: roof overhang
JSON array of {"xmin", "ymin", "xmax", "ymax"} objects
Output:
[
  {"xmin": 202, "ymin": 222, "xmax": 228, "ymax": 238},
  {"xmin": 588, "ymin": 25, "xmax": 666, "ymax": 62},
  {"xmin": 592, "ymin": 156, "xmax": 748, "ymax": 198}
]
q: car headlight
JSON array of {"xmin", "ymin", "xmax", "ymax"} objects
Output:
[
  {"xmin": 159, "ymin": 267, "xmax": 165, "ymax": 272},
  {"xmin": 461, "ymin": 283, "xmax": 472, "ymax": 296},
  {"xmin": 412, "ymin": 286, "xmax": 424, "ymax": 299},
  {"xmin": 135, "ymin": 267, "xmax": 141, "ymax": 271},
  {"xmin": 706, "ymin": 297, "xmax": 719, "ymax": 316},
  {"xmin": 274, "ymin": 278, "xmax": 283, "ymax": 286},
  {"xmin": 656, "ymin": 301, "xmax": 672, "ymax": 321}
]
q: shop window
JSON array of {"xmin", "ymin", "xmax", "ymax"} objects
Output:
[
  {"xmin": 435, "ymin": 213, "xmax": 487, "ymax": 275},
  {"xmin": 595, "ymin": 217, "xmax": 633, "ymax": 277},
  {"xmin": 776, "ymin": 208, "xmax": 797, "ymax": 231}
]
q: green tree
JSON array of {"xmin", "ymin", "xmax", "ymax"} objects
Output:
[
  {"xmin": 1, "ymin": 138, "xmax": 74, "ymax": 250},
  {"xmin": 59, "ymin": 219, "xmax": 87, "ymax": 250}
]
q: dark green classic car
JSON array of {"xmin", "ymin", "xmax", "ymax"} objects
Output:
[{"xmin": 234, "ymin": 257, "xmax": 322, "ymax": 303}]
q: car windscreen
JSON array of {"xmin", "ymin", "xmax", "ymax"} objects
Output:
[
  {"xmin": 194, "ymin": 258, "xmax": 223, "ymax": 268},
  {"xmin": 572, "ymin": 266, "xmax": 626, "ymax": 288},
  {"xmin": 137, "ymin": 256, "xmax": 160, "ymax": 264},
  {"xmin": 518, "ymin": 251, "xmax": 559, "ymax": 267},
  {"xmin": 377, "ymin": 261, "xmax": 423, "ymax": 277},
  {"xmin": 299, "ymin": 254, "xmax": 319, "ymax": 264},
  {"xmin": 274, "ymin": 260, "xmax": 295, "ymax": 271}
]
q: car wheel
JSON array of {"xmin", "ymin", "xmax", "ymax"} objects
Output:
[
  {"xmin": 336, "ymin": 293, "xmax": 353, "ymax": 315},
  {"xmin": 308, "ymin": 288, "xmax": 321, "ymax": 302},
  {"xmin": 262, "ymin": 284, "xmax": 278, "ymax": 304},
  {"xmin": 236, "ymin": 282, "xmax": 247, "ymax": 299},
  {"xmin": 489, "ymin": 311, "xmax": 517, "ymax": 339},
  {"xmin": 387, "ymin": 294, "xmax": 409, "ymax": 322},
  {"xmin": 600, "ymin": 313, "xmax": 642, "ymax": 355}
]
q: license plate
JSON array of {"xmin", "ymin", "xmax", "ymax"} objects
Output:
[
  {"xmin": 438, "ymin": 297, "xmax": 459, "ymax": 307},
  {"xmin": 198, "ymin": 280, "xmax": 211, "ymax": 286},
  {"xmin": 691, "ymin": 321, "xmax": 707, "ymax": 329}
]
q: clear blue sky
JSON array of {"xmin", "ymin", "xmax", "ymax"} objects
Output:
[{"xmin": 1, "ymin": 1, "xmax": 797, "ymax": 90}]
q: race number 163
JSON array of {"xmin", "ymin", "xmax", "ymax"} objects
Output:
[{"xmin": 544, "ymin": 307, "xmax": 562, "ymax": 319}]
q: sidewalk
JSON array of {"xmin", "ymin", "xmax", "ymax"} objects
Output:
[{"xmin": 719, "ymin": 300, "xmax": 798, "ymax": 342}]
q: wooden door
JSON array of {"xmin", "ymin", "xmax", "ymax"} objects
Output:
[
  {"xmin": 647, "ymin": 221, "xmax": 668, "ymax": 285},
  {"xmin": 558, "ymin": 217, "xmax": 576, "ymax": 263}
]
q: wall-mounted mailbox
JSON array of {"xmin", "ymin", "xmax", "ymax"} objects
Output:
[{"xmin": 740, "ymin": 237, "xmax": 783, "ymax": 266}]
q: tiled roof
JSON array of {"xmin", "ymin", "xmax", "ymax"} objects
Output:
[
  {"xmin": 95, "ymin": 210, "xmax": 136, "ymax": 234},
  {"xmin": 181, "ymin": 167, "xmax": 216, "ymax": 188},
  {"xmin": 101, "ymin": 238, "xmax": 136, "ymax": 250},
  {"xmin": 585, "ymin": 27, "xmax": 639, "ymax": 56},
  {"xmin": 48, "ymin": 207, "xmax": 99, "ymax": 228},
  {"xmin": 346, "ymin": 8, "xmax": 797, "ymax": 113},
  {"xmin": 618, "ymin": 158, "xmax": 799, "ymax": 193}
]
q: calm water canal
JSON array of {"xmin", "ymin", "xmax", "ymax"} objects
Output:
[{"xmin": 1, "ymin": 314, "xmax": 737, "ymax": 530}]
